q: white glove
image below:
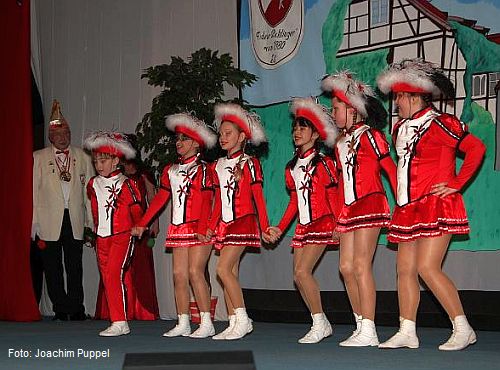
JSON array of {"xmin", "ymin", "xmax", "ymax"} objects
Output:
[{"xmin": 31, "ymin": 223, "xmax": 40, "ymax": 241}]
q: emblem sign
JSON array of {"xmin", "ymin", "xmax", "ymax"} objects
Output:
[{"xmin": 249, "ymin": 0, "xmax": 304, "ymax": 69}]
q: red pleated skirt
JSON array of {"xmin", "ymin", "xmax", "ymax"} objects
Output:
[
  {"xmin": 292, "ymin": 215, "xmax": 339, "ymax": 248},
  {"xmin": 388, "ymin": 193, "xmax": 469, "ymax": 243},
  {"xmin": 337, "ymin": 192, "xmax": 391, "ymax": 233},
  {"xmin": 214, "ymin": 214, "xmax": 261, "ymax": 250},
  {"xmin": 165, "ymin": 221, "xmax": 212, "ymax": 248}
]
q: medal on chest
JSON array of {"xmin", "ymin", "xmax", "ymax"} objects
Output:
[{"xmin": 55, "ymin": 153, "xmax": 72, "ymax": 182}]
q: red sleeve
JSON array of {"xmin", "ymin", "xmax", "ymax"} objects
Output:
[
  {"xmin": 137, "ymin": 188, "xmax": 170, "ymax": 227},
  {"xmin": 249, "ymin": 156, "xmax": 264, "ymax": 184},
  {"xmin": 130, "ymin": 203, "xmax": 144, "ymax": 225},
  {"xmin": 277, "ymin": 168, "xmax": 298, "ymax": 232},
  {"xmin": 365, "ymin": 129, "xmax": 397, "ymax": 196},
  {"xmin": 334, "ymin": 146, "xmax": 341, "ymax": 172},
  {"xmin": 137, "ymin": 167, "xmax": 172, "ymax": 227},
  {"xmin": 380, "ymin": 156, "xmax": 397, "ymax": 196},
  {"xmin": 159, "ymin": 164, "xmax": 172, "ymax": 191},
  {"xmin": 447, "ymin": 133, "xmax": 486, "ymax": 190},
  {"xmin": 326, "ymin": 184, "xmax": 340, "ymax": 220},
  {"xmin": 197, "ymin": 163, "xmax": 214, "ymax": 234},
  {"xmin": 207, "ymin": 161, "xmax": 221, "ymax": 231},
  {"xmin": 391, "ymin": 120, "xmax": 404, "ymax": 146},
  {"xmin": 366, "ymin": 129, "xmax": 391, "ymax": 159},
  {"xmin": 125, "ymin": 179, "xmax": 144, "ymax": 225},
  {"xmin": 197, "ymin": 189, "xmax": 213, "ymax": 235},
  {"xmin": 434, "ymin": 113, "xmax": 468, "ymax": 148},
  {"xmin": 251, "ymin": 182, "xmax": 269, "ymax": 231},
  {"xmin": 201, "ymin": 162, "xmax": 214, "ymax": 189},
  {"xmin": 320, "ymin": 156, "xmax": 340, "ymax": 218},
  {"xmin": 320, "ymin": 155, "xmax": 338, "ymax": 186},
  {"xmin": 208, "ymin": 186, "xmax": 221, "ymax": 231},
  {"xmin": 86, "ymin": 178, "xmax": 98, "ymax": 229}
]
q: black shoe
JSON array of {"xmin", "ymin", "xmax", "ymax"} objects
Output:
[
  {"xmin": 69, "ymin": 312, "xmax": 89, "ymax": 321},
  {"xmin": 52, "ymin": 313, "xmax": 69, "ymax": 321}
]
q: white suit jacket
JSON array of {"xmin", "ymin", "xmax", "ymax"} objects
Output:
[{"xmin": 32, "ymin": 146, "xmax": 94, "ymax": 241}]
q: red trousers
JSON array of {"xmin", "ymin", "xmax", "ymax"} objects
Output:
[
  {"xmin": 94, "ymin": 237, "xmax": 159, "ymax": 321},
  {"xmin": 96, "ymin": 232, "xmax": 134, "ymax": 322}
]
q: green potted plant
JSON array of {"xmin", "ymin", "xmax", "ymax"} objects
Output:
[{"xmin": 136, "ymin": 48, "xmax": 257, "ymax": 177}]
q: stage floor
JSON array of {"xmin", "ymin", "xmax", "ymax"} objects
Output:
[{"xmin": 1, "ymin": 319, "xmax": 499, "ymax": 370}]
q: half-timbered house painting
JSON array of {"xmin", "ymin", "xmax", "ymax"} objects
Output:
[{"xmin": 337, "ymin": 0, "xmax": 499, "ymax": 123}]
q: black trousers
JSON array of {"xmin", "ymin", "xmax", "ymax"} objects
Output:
[
  {"xmin": 30, "ymin": 240, "xmax": 44, "ymax": 303},
  {"xmin": 41, "ymin": 210, "xmax": 85, "ymax": 315}
]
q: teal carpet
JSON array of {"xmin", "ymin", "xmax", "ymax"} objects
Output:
[{"xmin": 0, "ymin": 319, "xmax": 498, "ymax": 370}]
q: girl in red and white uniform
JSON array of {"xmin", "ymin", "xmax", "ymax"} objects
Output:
[
  {"xmin": 377, "ymin": 59, "xmax": 485, "ymax": 351},
  {"xmin": 85, "ymin": 132, "xmax": 143, "ymax": 337},
  {"xmin": 321, "ymin": 72, "xmax": 396, "ymax": 347},
  {"xmin": 132, "ymin": 113, "xmax": 217, "ymax": 339},
  {"xmin": 205, "ymin": 103, "xmax": 271, "ymax": 340},
  {"xmin": 268, "ymin": 97, "xmax": 339, "ymax": 344}
]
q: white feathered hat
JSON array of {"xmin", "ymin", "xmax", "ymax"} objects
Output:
[
  {"xmin": 377, "ymin": 59, "xmax": 455, "ymax": 98},
  {"xmin": 84, "ymin": 131, "xmax": 136, "ymax": 159},
  {"xmin": 166, "ymin": 113, "xmax": 217, "ymax": 148},
  {"xmin": 290, "ymin": 97, "xmax": 338, "ymax": 147},
  {"xmin": 321, "ymin": 71, "xmax": 376, "ymax": 117},
  {"xmin": 213, "ymin": 103, "xmax": 267, "ymax": 145}
]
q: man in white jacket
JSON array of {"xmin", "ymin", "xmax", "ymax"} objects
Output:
[{"xmin": 32, "ymin": 100, "xmax": 94, "ymax": 320}]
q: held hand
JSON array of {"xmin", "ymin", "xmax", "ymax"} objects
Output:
[
  {"xmin": 196, "ymin": 233, "xmax": 208, "ymax": 243},
  {"xmin": 131, "ymin": 226, "xmax": 147, "ymax": 238},
  {"xmin": 205, "ymin": 228, "xmax": 214, "ymax": 240},
  {"xmin": 430, "ymin": 182, "xmax": 458, "ymax": 198},
  {"xmin": 267, "ymin": 226, "xmax": 282, "ymax": 243},
  {"xmin": 149, "ymin": 223, "xmax": 159, "ymax": 238},
  {"xmin": 332, "ymin": 230, "xmax": 340, "ymax": 244},
  {"xmin": 83, "ymin": 227, "xmax": 96, "ymax": 248},
  {"xmin": 261, "ymin": 232, "xmax": 271, "ymax": 243}
]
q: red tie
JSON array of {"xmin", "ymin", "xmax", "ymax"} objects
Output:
[{"xmin": 56, "ymin": 150, "xmax": 69, "ymax": 155}]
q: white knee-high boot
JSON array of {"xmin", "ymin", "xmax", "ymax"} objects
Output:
[{"xmin": 439, "ymin": 315, "xmax": 476, "ymax": 351}]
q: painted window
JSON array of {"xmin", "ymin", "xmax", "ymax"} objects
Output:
[
  {"xmin": 371, "ymin": 0, "xmax": 389, "ymax": 26},
  {"xmin": 472, "ymin": 74, "xmax": 487, "ymax": 98},
  {"xmin": 489, "ymin": 72, "xmax": 500, "ymax": 97}
]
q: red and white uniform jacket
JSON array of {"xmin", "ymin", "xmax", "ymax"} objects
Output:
[
  {"xmin": 393, "ymin": 107, "xmax": 486, "ymax": 206},
  {"xmin": 138, "ymin": 154, "xmax": 213, "ymax": 233},
  {"xmin": 335, "ymin": 123, "xmax": 396, "ymax": 205},
  {"xmin": 278, "ymin": 149, "xmax": 339, "ymax": 231},
  {"xmin": 87, "ymin": 171, "xmax": 143, "ymax": 237},
  {"xmin": 209, "ymin": 151, "xmax": 269, "ymax": 231}
]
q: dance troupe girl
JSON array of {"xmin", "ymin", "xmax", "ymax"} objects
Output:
[
  {"xmin": 321, "ymin": 72, "xmax": 397, "ymax": 347},
  {"xmin": 84, "ymin": 132, "xmax": 143, "ymax": 336},
  {"xmin": 269, "ymin": 97, "xmax": 339, "ymax": 344},
  {"xmin": 132, "ymin": 113, "xmax": 218, "ymax": 338},
  {"xmin": 206, "ymin": 103, "xmax": 271, "ymax": 340},
  {"xmin": 376, "ymin": 59, "xmax": 485, "ymax": 350}
]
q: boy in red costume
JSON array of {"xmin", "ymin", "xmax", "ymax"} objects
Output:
[{"xmin": 85, "ymin": 132, "xmax": 143, "ymax": 336}]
